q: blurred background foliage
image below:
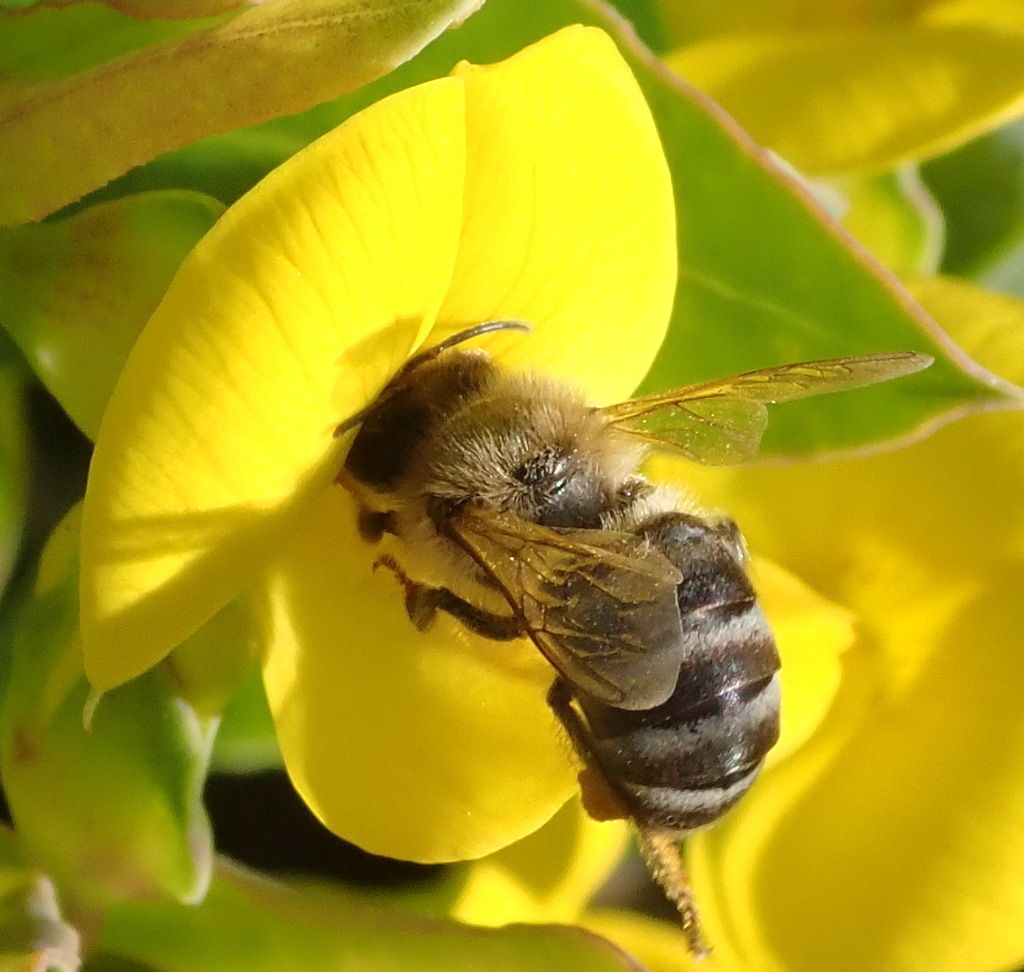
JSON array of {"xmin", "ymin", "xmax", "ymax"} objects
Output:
[{"xmin": 1, "ymin": 1, "xmax": 1023, "ymax": 970}]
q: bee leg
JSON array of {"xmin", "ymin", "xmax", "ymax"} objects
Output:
[
  {"xmin": 547, "ymin": 680, "xmax": 631, "ymax": 824},
  {"xmin": 422, "ymin": 589, "xmax": 523, "ymax": 641},
  {"xmin": 637, "ymin": 831, "xmax": 710, "ymax": 960},
  {"xmin": 546, "ymin": 681, "xmax": 709, "ymax": 958},
  {"xmin": 374, "ymin": 555, "xmax": 522, "ymax": 639}
]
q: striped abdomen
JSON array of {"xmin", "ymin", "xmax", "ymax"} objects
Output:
[{"xmin": 574, "ymin": 512, "xmax": 781, "ymax": 833}]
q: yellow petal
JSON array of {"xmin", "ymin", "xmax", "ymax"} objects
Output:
[
  {"xmin": 582, "ymin": 910, "xmax": 711, "ymax": 972},
  {"xmin": 693, "ymin": 565, "xmax": 1024, "ymax": 972},
  {"xmin": 81, "ymin": 77, "xmax": 466, "ymax": 690},
  {"xmin": 658, "ymin": 0, "xmax": 1000, "ymax": 43},
  {"xmin": 751, "ymin": 557, "xmax": 856, "ymax": 766},
  {"xmin": 259, "ymin": 28, "xmax": 675, "ymax": 862},
  {"xmin": 451, "ymin": 798, "xmax": 630, "ymax": 926},
  {"xmin": 259, "ymin": 486, "xmax": 575, "ymax": 862},
  {"xmin": 668, "ymin": 15, "xmax": 1024, "ymax": 176},
  {"xmin": 675, "ymin": 279, "xmax": 1024, "ymax": 968},
  {"xmin": 905, "ymin": 273, "xmax": 1024, "ymax": 386},
  {"xmin": 436, "ymin": 25, "xmax": 676, "ymax": 404}
]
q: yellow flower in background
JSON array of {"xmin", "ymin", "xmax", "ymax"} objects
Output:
[
  {"xmin": 613, "ymin": 277, "xmax": 1024, "ymax": 971},
  {"xmin": 79, "ymin": 26, "xmax": 680, "ymax": 863},
  {"xmin": 659, "ymin": 0, "xmax": 1024, "ymax": 176}
]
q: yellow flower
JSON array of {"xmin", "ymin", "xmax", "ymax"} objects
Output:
[
  {"xmin": 658, "ymin": 0, "xmax": 1024, "ymax": 176},
  {"xmin": 630, "ymin": 276, "xmax": 1024, "ymax": 971},
  {"xmin": 79, "ymin": 26, "xmax": 678, "ymax": 862}
]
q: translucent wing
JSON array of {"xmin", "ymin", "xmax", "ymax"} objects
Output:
[
  {"xmin": 601, "ymin": 352, "xmax": 932, "ymax": 465},
  {"xmin": 444, "ymin": 506, "xmax": 685, "ymax": 710}
]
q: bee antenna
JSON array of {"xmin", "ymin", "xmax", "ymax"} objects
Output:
[
  {"xmin": 417, "ymin": 319, "xmax": 532, "ymax": 361},
  {"xmin": 638, "ymin": 830, "xmax": 711, "ymax": 960},
  {"xmin": 334, "ymin": 321, "xmax": 531, "ymax": 438}
]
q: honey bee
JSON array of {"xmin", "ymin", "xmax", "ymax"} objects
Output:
[{"xmin": 335, "ymin": 320, "xmax": 932, "ymax": 956}]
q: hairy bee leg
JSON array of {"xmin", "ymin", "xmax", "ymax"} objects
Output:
[
  {"xmin": 423, "ymin": 588, "xmax": 523, "ymax": 641},
  {"xmin": 637, "ymin": 831, "xmax": 710, "ymax": 961},
  {"xmin": 547, "ymin": 680, "xmax": 710, "ymax": 959},
  {"xmin": 547, "ymin": 679, "xmax": 631, "ymax": 823},
  {"xmin": 373, "ymin": 555, "xmax": 522, "ymax": 640}
]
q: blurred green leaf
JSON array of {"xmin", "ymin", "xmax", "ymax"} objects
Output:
[
  {"xmin": 62, "ymin": 1, "xmax": 255, "ymax": 20},
  {"xmin": 0, "ymin": 359, "xmax": 28, "ymax": 599},
  {"xmin": 0, "ymin": 0, "xmax": 484, "ymax": 224},
  {"xmin": 923, "ymin": 117, "xmax": 1024, "ymax": 278},
  {"xmin": 838, "ymin": 165, "xmax": 945, "ymax": 276},
  {"xmin": 984, "ymin": 242, "xmax": 1024, "ymax": 298},
  {"xmin": 604, "ymin": 0, "xmax": 670, "ymax": 53},
  {"xmin": 0, "ymin": 825, "xmax": 80, "ymax": 972},
  {"xmin": 97, "ymin": 859, "xmax": 644, "ymax": 972},
  {"xmin": 0, "ymin": 3, "xmax": 228, "ymax": 79},
  {"xmin": 210, "ymin": 665, "xmax": 282, "ymax": 773},
  {"xmin": 0, "ymin": 508, "xmax": 215, "ymax": 910},
  {"xmin": 0, "ymin": 191, "xmax": 223, "ymax": 439},
  {"xmin": 167, "ymin": 597, "xmax": 259, "ymax": 719}
]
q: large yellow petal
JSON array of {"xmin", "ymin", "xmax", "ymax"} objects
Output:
[
  {"xmin": 659, "ymin": 0, "xmax": 973, "ymax": 44},
  {"xmin": 81, "ymin": 78, "xmax": 466, "ymax": 690},
  {"xmin": 668, "ymin": 13, "xmax": 1024, "ymax": 176},
  {"xmin": 694, "ymin": 566, "xmax": 1024, "ymax": 972},
  {"xmin": 259, "ymin": 28, "xmax": 676, "ymax": 862},
  {"xmin": 259, "ymin": 486, "xmax": 576, "ymax": 862},
  {"xmin": 677, "ymin": 279, "xmax": 1024, "ymax": 968},
  {"xmin": 451, "ymin": 798, "xmax": 630, "ymax": 926},
  {"xmin": 751, "ymin": 557, "xmax": 856, "ymax": 766},
  {"xmin": 435, "ymin": 26, "xmax": 676, "ymax": 404}
]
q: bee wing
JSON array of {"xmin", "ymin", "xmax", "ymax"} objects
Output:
[
  {"xmin": 446, "ymin": 507, "xmax": 686, "ymax": 710},
  {"xmin": 600, "ymin": 352, "xmax": 933, "ymax": 465}
]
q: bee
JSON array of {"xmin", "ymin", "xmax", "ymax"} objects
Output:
[{"xmin": 335, "ymin": 320, "xmax": 932, "ymax": 956}]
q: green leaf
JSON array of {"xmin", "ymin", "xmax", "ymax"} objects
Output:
[
  {"xmin": 0, "ymin": 3, "xmax": 227, "ymax": 79},
  {"xmin": 0, "ymin": 508, "xmax": 215, "ymax": 910},
  {"xmin": 97, "ymin": 859, "xmax": 645, "ymax": 972},
  {"xmin": 0, "ymin": 191, "xmax": 223, "ymax": 439},
  {"xmin": 837, "ymin": 165, "xmax": 945, "ymax": 276},
  {"xmin": 0, "ymin": 0, "xmax": 485, "ymax": 224},
  {"xmin": 0, "ymin": 359, "xmax": 28, "ymax": 598},
  {"xmin": 0, "ymin": 825, "xmax": 80, "ymax": 972},
  {"xmin": 604, "ymin": 0, "xmax": 671, "ymax": 53},
  {"xmin": 210, "ymin": 665, "xmax": 282, "ymax": 773},
  {"xmin": 65, "ymin": 1, "xmax": 257, "ymax": 20},
  {"xmin": 923, "ymin": 117, "xmax": 1024, "ymax": 278},
  {"xmin": 167, "ymin": 596, "xmax": 259, "ymax": 719}
]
